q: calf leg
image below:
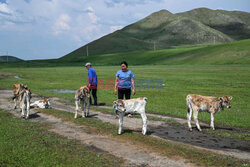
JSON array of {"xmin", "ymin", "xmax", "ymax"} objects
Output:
[
  {"xmin": 83, "ymin": 101, "xmax": 87, "ymax": 117},
  {"xmin": 74, "ymin": 100, "xmax": 79, "ymax": 119},
  {"xmin": 25, "ymin": 98, "xmax": 30, "ymax": 119},
  {"xmin": 210, "ymin": 113, "xmax": 215, "ymax": 130},
  {"xmin": 14, "ymin": 97, "xmax": 17, "ymax": 109},
  {"xmin": 118, "ymin": 112, "xmax": 124, "ymax": 135},
  {"xmin": 140, "ymin": 112, "xmax": 147, "ymax": 135},
  {"xmin": 187, "ymin": 106, "xmax": 192, "ymax": 131},
  {"xmin": 193, "ymin": 109, "xmax": 202, "ymax": 131},
  {"xmin": 81, "ymin": 100, "xmax": 85, "ymax": 118},
  {"xmin": 86, "ymin": 99, "xmax": 90, "ymax": 117},
  {"xmin": 21, "ymin": 102, "xmax": 25, "ymax": 118}
]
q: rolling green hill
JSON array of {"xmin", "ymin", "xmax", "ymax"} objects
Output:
[
  {"xmin": 62, "ymin": 8, "xmax": 250, "ymax": 59},
  {"xmin": 177, "ymin": 8, "xmax": 250, "ymax": 40},
  {"xmin": 0, "ymin": 56, "xmax": 23, "ymax": 62},
  {"xmin": 2, "ymin": 39, "xmax": 248, "ymax": 68},
  {"xmin": 61, "ymin": 39, "xmax": 250, "ymax": 65}
]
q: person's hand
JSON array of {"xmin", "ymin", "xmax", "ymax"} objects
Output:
[
  {"xmin": 114, "ymin": 89, "xmax": 117, "ymax": 95},
  {"xmin": 87, "ymin": 83, "xmax": 91, "ymax": 88},
  {"xmin": 132, "ymin": 89, "xmax": 135, "ymax": 95}
]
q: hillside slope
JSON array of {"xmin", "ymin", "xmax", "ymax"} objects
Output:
[
  {"xmin": 61, "ymin": 39, "xmax": 250, "ymax": 66},
  {"xmin": 62, "ymin": 8, "xmax": 250, "ymax": 60},
  {"xmin": 177, "ymin": 8, "xmax": 250, "ymax": 40},
  {"xmin": 0, "ymin": 56, "xmax": 23, "ymax": 62}
]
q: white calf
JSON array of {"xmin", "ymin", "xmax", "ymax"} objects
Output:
[
  {"xmin": 19, "ymin": 89, "xmax": 31, "ymax": 119},
  {"xmin": 113, "ymin": 97, "xmax": 148, "ymax": 135},
  {"xmin": 75, "ymin": 86, "xmax": 90, "ymax": 118}
]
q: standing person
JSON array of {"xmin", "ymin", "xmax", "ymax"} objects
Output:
[
  {"xmin": 114, "ymin": 61, "xmax": 135, "ymax": 99},
  {"xmin": 85, "ymin": 62, "xmax": 98, "ymax": 105},
  {"xmin": 114, "ymin": 61, "xmax": 135, "ymax": 118}
]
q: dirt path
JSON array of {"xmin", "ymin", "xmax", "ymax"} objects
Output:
[
  {"xmin": 47, "ymin": 95, "xmax": 250, "ymax": 160},
  {"xmin": 1, "ymin": 90, "xmax": 250, "ymax": 162},
  {"xmin": 0, "ymin": 90, "xmax": 195, "ymax": 167}
]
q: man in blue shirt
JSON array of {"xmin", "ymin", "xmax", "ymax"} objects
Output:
[
  {"xmin": 85, "ymin": 62, "xmax": 98, "ymax": 105},
  {"xmin": 114, "ymin": 61, "xmax": 135, "ymax": 99}
]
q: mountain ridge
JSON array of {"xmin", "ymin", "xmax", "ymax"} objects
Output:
[{"xmin": 62, "ymin": 8, "xmax": 250, "ymax": 60}]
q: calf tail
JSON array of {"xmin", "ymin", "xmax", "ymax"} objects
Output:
[{"xmin": 186, "ymin": 95, "xmax": 193, "ymax": 114}]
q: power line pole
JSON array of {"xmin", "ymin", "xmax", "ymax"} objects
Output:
[
  {"xmin": 86, "ymin": 46, "xmax": 89, "ymax": 56},
  {"xmin": 154, "ymin": 41, "xmax": 156, "ymax": 51},
  {"xmin": 6, "ymin": 51, "xmax": 8, "ymax": 63}
]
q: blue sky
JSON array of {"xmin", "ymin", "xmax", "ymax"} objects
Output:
[{"xmin": 0, "ymin": 0, "xmax": 249, "ymax": 60}]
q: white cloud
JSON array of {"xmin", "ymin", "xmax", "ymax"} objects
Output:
[
  {"xmin": 53, "ymin": 14, "xmax": 71, "ymax": 35},
  {"xmin": 0, "ymin": 3, "xmax": 12, "ymax": 14},
  {"xmin": 110, "ymin": 25, "xmax": 123, "ymax": 32},
  {"xmin": 0, "ymin": 0, "xmax": 250, "ymax": 60}
]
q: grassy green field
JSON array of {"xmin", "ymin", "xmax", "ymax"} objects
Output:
[
  {"xmin": 0, "ymin": 64, "xmax": 249, "ymax": 128},
  {"xmin": 0, "ymin": 109, "xmax": 123, "ymax": 167}
]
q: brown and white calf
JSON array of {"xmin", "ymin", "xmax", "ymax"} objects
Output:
[
  {"xmin": 12, "ymin": 83, "xmax": 28, "ymax": 109},
  {"xmin": 186, "ymin": 94, "xmax": 232, "ymax": 131},
  {"xmin": 19, "ymin": 88, "xmax": 32, "ymax": 119},
  {"xmin": 113, "ymin": 97, "xmax": 148, "ymax": 135},
  {"xmin": 30, "ymin": 98, "xmax": 51, "ymax": 109},
  {"xmin": 74, "ymin": 86, "xmax": 90, "ymax": 118}
]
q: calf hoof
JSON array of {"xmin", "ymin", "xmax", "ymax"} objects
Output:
[
  {"xmin": 211, "ymin": 127, "xmax": 215, "ymax": 131},
  {"xmin": 189, "ymin": 128, "xmax": 193, "ymax": 132},
  {"xmin": 198, "ymin": 129, "xmax": 202, "ymax": 132},
  {"xmin": 25, "ymin": 116, "xmax": 29, "ymax": 120}
]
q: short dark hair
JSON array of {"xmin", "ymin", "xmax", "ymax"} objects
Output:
[{"xmin": 120, "ymin": 61, "xmax": 128, "ymax": 67}]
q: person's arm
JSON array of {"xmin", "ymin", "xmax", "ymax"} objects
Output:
[
  {"xmin": 88, "ymin": 70, "xmax": 93, "ymax": 88},
  {"xmin": 131, "ymin": 78, "xmax": 135, "ymax": 95},
  {"xmin": 114, "ymin": 77, "xmax": 118, "ymax": 95}
]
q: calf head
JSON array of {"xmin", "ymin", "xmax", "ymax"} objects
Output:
[
  {"xmin": 113, "ymin": 99, "xmax": 125, "ymax": 112},
  {"xmin": 220, "ymin": 96, "xmax": 233, "ymax": 109},
  {"xmin": 43, "ymin": 98, "xmax": 51, "ymax": 108},
  {"xmin": 80, "ymin": 87, "xmax": 90, "ymax": 99}
]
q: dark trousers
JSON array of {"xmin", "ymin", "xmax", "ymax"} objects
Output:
[
  {"xmin": 118, "ymin": 88, "xmax": 131, "ymax": 100},
  {"xmin": 89, "ymin": 88, "xmax": 97, "ymax": 105}
]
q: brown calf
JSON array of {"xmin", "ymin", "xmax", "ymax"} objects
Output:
[
  {"xmin": 74, "ymin": 86, "xmax": 90, "ymax": 118},
  {"xmin": 186, "ymin": 94, "xmax": 232, "ymax": 131},
  {"xmin": 12, "ymin": 83, "xmax": 28, "ymax": 109}
]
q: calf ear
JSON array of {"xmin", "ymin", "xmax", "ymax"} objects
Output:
[
  {"xmin": 229, "ymin": 96, "xmax": 233, "ymax": 100},
  {"xmin": 219, "ymin": 97, "xmax": 223, "ymax": 102}
]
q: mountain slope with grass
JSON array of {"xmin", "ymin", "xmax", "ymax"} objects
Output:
[
  {"xmin": 78, "ymin": 39, "xmax": 250, "ymax": 65},
  {"xmin": 62, "ymin": 8, "xmax": 249, "ymax": 60},
  {"xmin": 1, "ymin": 39, "xmax": 249, "ymax": 67},
  {"xmin": 177, "ymin": 8, "xmax": 250, "ymax": 40},
  {"xmin": 0, "ymin": 55, "xmax": 23, "ymax": 62}
]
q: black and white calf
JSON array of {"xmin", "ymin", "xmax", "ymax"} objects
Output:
[
  {"xmin": 113, "ymin": 97, "xmax": 148, "ymax": 135},
  {"xmin": 74, "ymin": 86, "xmax": 90, "ymax": 118}
]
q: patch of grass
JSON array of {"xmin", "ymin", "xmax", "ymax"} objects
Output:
[
  {"xmin": 0, "ymin": 109, "xmax": 123, "ymax": 167},
  {"xmin": 204, "ymin": 129, "xmax": 250, "ymax": 141},
  {"xmin": 38, "ymin": 108, "xmax": 250, "ymax": 167}
]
